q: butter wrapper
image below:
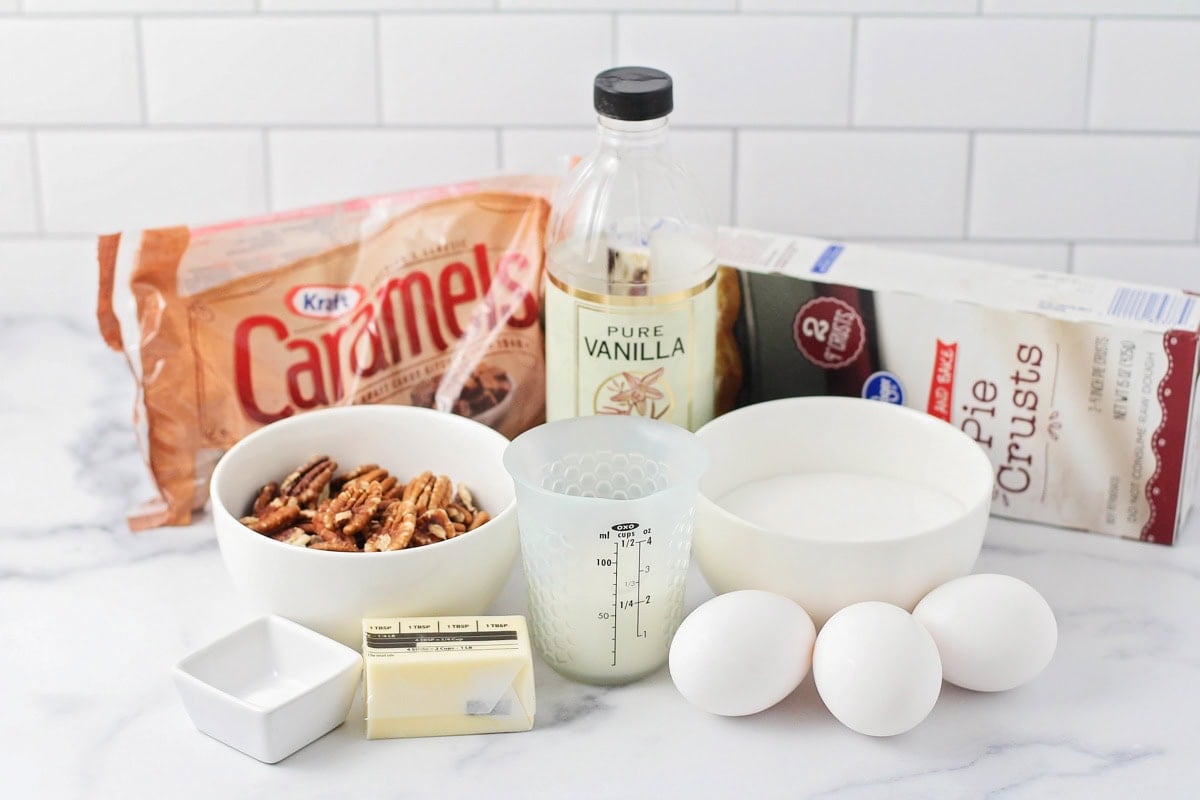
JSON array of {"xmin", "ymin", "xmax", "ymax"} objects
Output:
[{"xmin": 362, "ymin": 615, "xmax": 535, "ymax": 739}]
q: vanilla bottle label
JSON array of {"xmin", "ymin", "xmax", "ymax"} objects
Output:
[{"xmin": 545, "ymin": 277, "xmax": 716, "ymax": 431}]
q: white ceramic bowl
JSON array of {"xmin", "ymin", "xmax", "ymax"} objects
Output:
[
  {"xmin": 174, "ymin": 615, "xmax": 362, "ymax": 763},
  {"xmin": 693, "ymin": 397, "xmax": 993, "ymax": 626},
  {"xmin": 211, "ymin": 406, "xmax": 519, "ymax": 648}
]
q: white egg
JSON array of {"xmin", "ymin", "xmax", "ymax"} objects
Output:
[
  {"xmin": 913, "ymin": 573, "xmax": 1057, "ymax": 692},
  {"xmin": 813, "ymin": 602, "xmax": 942, "ymax": 737},
  {"xmin": 669, "ymin": 590, "xmax": 816, "ymax": 716}
]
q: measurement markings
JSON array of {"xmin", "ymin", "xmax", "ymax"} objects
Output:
[
  {"xmin": 636, "ymin": 539, "xmax": 643, "ymax": 638},
  {"xmin": 612, "ymin": 540, "xmax": 619, "ymax": 667}
]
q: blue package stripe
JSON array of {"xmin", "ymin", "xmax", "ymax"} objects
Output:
[{"xmin": 811, "ymin": 244, "xmax": 844, "ymax": 274}]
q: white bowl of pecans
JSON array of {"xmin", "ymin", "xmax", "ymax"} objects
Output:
[{"xmin": 210, "ymin": 405, "xmax": 519, "ymax": 648}]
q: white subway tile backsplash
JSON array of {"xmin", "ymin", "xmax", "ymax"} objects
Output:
[
  {"xmin": 268, "ymin": 129, "xmax": 498, "ymax": 210},
  {"xmin": 855, "ymin": 19, "xmax": 1089, "ymax": 129},
  {"xmin": 0, "ymin": 134, "xmax": 37, "ymax": 234},
  {"xmin": 0, "ymin": 20, "xmax": 139, "ymax": 124},
  {"xmin": 618, "ymin": 16, "xmax": 850, "ymax": 126},
  {"xmin": 501, "ymin": 128, "xmax": 594, "ymax": 177},
  {"xmin": 3, "ymin": 2, "xmax": 1200, "ymax": 278},
  {"xmin": 37, "ymin": 131, "xmax": 265, "ymax": 234},
  {"xmin": 500, "ymin": 127, "xmax": 734, "ymax": 223},
  {"xmin": 1074, "ymin": 245, "xmax": 1200, "ymax": 290},
  {"xmin": 0, "ymin": 238, "xmax": 97, "ymax": 318},
  {"xmin": 745, "ymin": 0, "xmax": 974, "ymax": 11},
  {"xmin": 672, "ymin": 130, "xmax": 735, "ymax": 226},
  {"xmin": 1090, "ymin": 22, "xmax": 1200, "ymax": 132},
  {"xmin": 142, "ymin": 18, "xmax": 377, "ymax": 125},
  {"xmin": 26, "ymin": 1, "xmax": 253, "ymax": 11},
  {"xmin": 264, "ymin": 0, "xmax": 492, "ymax": 9},
  {"xmin": 969, "ymin": 134, "xmax": 1200, "ymax": 241},
  {"xmin": 737, "ymin": 131, "xmax": 968, "ymax": 238},
  {"xmin": 381, "ymin": 15, "xmax": 611, "ymax": 126},
  {"xmin": 983, "ymin": 0, "xmax": 1200, "ymax": 15},
  {"xmin": 861, "ymin": 241, "xmax": 1070, "ymax": 272}
]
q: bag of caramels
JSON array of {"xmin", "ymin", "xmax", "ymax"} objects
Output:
[{"xmin": 97, "ymin": 176, "xmax": 552, "ymax": 530}]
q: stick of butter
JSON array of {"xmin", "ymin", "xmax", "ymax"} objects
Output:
[{"xmin": 362, "ymin": 615, "xmax": 536, "ymax": 739}]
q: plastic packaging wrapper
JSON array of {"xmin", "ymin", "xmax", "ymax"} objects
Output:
[{"xmin": 97, "ymin": 177, "xmax": 552, "ymax": 529}]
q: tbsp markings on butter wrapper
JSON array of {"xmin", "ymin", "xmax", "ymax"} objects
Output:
[{"xmin": 362, "ymin": 615, "xmax": 535, "ymax": 739}]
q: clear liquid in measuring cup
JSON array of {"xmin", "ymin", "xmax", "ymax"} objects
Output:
[{"xmin": 521, "ymin": 450, "xmax": 694, "ymax": 685}]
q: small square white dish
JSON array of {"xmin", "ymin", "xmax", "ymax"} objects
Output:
[{"xmin": 174, "ymin": 615, "xmax": 363, "ymax": 764}]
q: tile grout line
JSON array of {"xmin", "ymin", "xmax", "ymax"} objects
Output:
[
  {"xmin": 27, "ymin": 130, "xmax": 46, "ymax": 235},
  {"xmin": 262, "ymin": 129, "xmax": 274, "ymax": 212},
  {"xmin": 961, "ymin": 132, "xmax": 975, "ymax": 240},
  {"xmin": 730, "ymin": 128, "xmax": 738, "ymax": 226},
  {"xmin": 13, "ymin": 10, "xmax": 1200, "ymax": 19},
  {"xmin": 133, "ymin": 15, "xmax": 149, "ymax": 125},
  {"xmin": 0, "ymin": 231, "xmax": 1184, "ymax": 247},
  {"xmin": 610, "ymin": 13, "xmax": 617, "ymax": 65},
  {"xmin": 0, "ymin": 232, "xmax": 144, "ymax": 242},
  {"xmin": 846, "ymin": 15, "xmax": 857, "ymax": 126},
  {"xmin": 9, "ymin": 10, "xmax": 1200, "ymax": 19},
  {"xmin": 1194, "ymin": 168, "xmax": 1200, "ymax": 242},
  {"xmin": 1066, "ymin": 242, "xmax": 1076, "ymax": 274},
  {"xmin": 372, "ymin": 13, "xmax": 384, "ymax": 125},
  {"xmin": 1081, "ymin": 16, "xmax": 1097, "ymax": 128},
  {"xmin": 4, "ymin": 122, "xmax": 1200, "ymax": 137}
]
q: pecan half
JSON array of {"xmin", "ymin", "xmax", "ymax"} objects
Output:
[
  {"xmin": 240, "ymin": 497, "xmax": 302, "ymax": 534},
  {"xmin": 317, "ymin": 479, "xmax": 383, "ymax": 540},
  {"xmin": 457, "ymin": 484, "xmax": 477, "ymax": 512},
  {"xmin": 446, "ymin": 503, "xmax": 468, "ymax": 524},
  {"xmin": 412, "ymin": 507, "xmax": 453, "ymax": 547},
  {"xmin": 377, "ymin": 475, "xmax": 401, "ymax": 500},
  {"xmin": 333, "ymin": 463, "xmax": 379, "ymax": 492},
  {"xmin": 364, "ymin": 499, "xmax": 416, "ymax": 552},
  {"xmin": 401, "ymin": 470, "xmax": 433, "ymax": 505},
  {"xmin": 355, "ymin": 467, "xmax": 389, "ymax": 485},
  {"xmin": 467, "ymin": 510, "xmax": 491, "ymax": 531},
  {"xmin": 250, "ymin": 482, "xmax": 279, "ymax": 517},
  {"xmin": 281, "ymin": 456, "xmax": 336, "ymax": 508},
  {"xmin": 271, "ymin": 526, "xmax": 315, "ymax": 548},
  {"xmin": 310, "ymin": 537, "xmax": 359, "ymax": 552},
  {"xmin": 281, "ymin": 456, "xmax": 328, "ymax": 492},
  {"xmin": 407, "ymin": 473, "xmax": 452, "ymax": 514}
]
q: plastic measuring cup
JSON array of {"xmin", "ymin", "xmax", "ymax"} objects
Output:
[{"xmin": 503, "ymin": 415, "xmax": 708, "ymax": 685}]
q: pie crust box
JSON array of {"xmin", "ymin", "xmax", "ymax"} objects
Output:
[
  {"xmin": 716, "ymin": 228, "xmax": 1200, "ymax": 545},
  {"xmin": 97, "ymin": 177, "xmax": 552, "ymax": 529}
]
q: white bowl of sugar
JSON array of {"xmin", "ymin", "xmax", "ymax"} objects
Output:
[{"xmin": 693, "ymin": 397, "xmax": 993, "ymax": 627}]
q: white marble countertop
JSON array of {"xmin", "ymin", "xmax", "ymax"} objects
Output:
[{"xmin": 7, "ymin": 314, "xmax": 1200, "ymax": 799}]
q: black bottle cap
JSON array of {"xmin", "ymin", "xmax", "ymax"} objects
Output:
[{"xmin": 593, "ymin": 67, "xmax": 673, "ymax": 121}]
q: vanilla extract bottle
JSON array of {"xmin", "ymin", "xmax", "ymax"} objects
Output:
[{"xmin": 544, "ymin": 67, "xmax": 717, "ymax": 431}]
